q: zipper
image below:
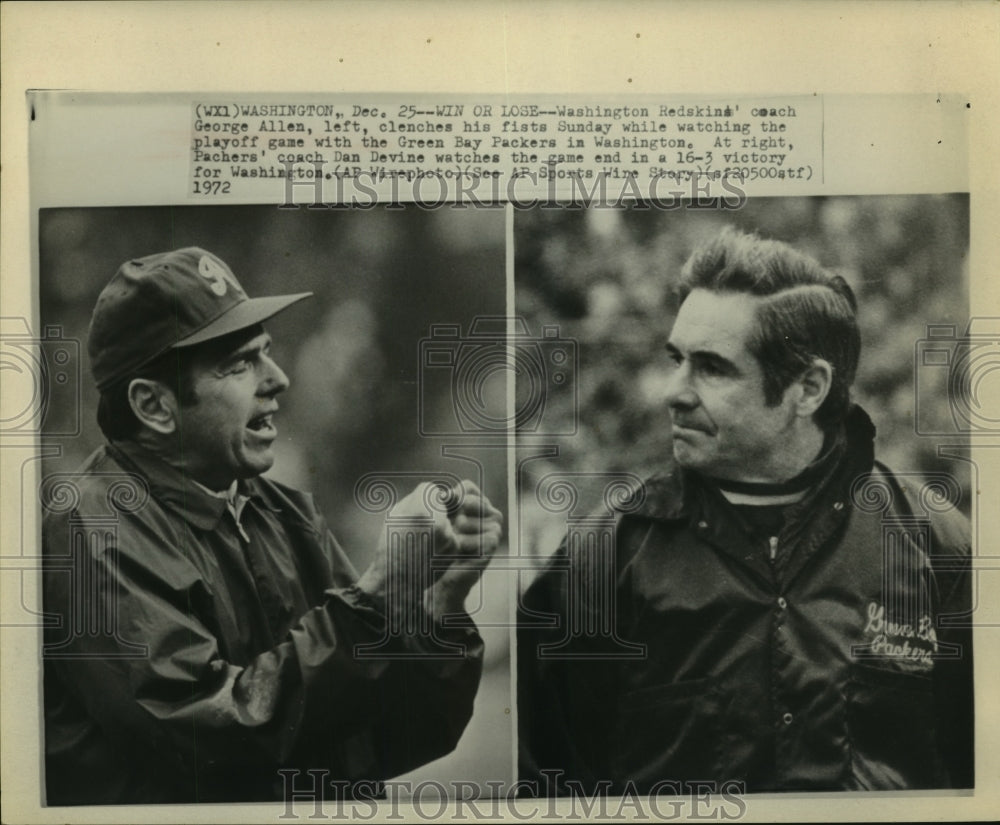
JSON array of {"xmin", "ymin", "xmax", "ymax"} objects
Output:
[{"xmin": 768, "ymin": 535, "xmax": 778, "ymax": 562}]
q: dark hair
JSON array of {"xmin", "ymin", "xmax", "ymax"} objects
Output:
[
  {"xmin": 677, "ymin": 227, "xmax": 861, "ymax": 430},
  {"xmin": 95, "ymin": 323, "xmax": 266, "ymax": 440}
]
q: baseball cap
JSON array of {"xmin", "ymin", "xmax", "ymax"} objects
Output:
[{"xmin": 88, "ymin": 247, "xmax": 312, "ymax": 391}]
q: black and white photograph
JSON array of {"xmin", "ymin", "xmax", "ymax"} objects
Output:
[
  {"xmin": 3, "ymin": 3, "xmax": 999, "ymax": 824},
  {"xmin": 34, "ymin": 205, "xmax": 511, "ymax": 805},
  {"xmin": 515, "ymin": 197, "xmax": 975, "ymax": 795}
]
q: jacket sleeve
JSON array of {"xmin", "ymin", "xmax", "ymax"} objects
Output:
[
  {"xmin": 929, "ymin": 508, "xmax": 975, "ymax": 788},
  {"xmin": 517, "ymin": 530, "xmax": 636, "ymax": 797},
  {"xmin": 43, "ymin": 506, "xmax": 483, "ymax": 800}
]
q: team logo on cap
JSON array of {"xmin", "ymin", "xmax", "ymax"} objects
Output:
[{"xmin": 198, "ymin": 255, "xmax": 236, "ymax": 296}]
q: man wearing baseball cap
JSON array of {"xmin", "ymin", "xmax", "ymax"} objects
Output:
[{"xmin": 43, "ymin": 248, "xmax": 503, "ymax": 805}]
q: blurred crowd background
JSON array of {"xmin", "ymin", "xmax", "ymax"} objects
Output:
[
  {"xmin": 37, "ymin": 204, "xmax": 511, "ymax": 790},
  {"xmin": 514, "ymin": 195, "xmax": 971, "ymax": 564}
]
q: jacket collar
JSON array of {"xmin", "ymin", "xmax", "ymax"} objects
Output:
[
  {"xmin": 625, "ymin": 467, "xmax": 688, "ymax": 521},
  {"xmin": 628, "ymin": 405, "xmax": 877, "ymax": 521},
  {"xmin": 623, "ymin": 405, "xmax": 877, "ymax": 584},
  {"xmin": 107, "ymin": 439, "xmax": 263, "ymax": 531}
]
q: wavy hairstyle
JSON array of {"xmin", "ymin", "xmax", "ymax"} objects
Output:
[{"xmin": 677, "ymin": 227, "xmax": 861, "ymax": 430}]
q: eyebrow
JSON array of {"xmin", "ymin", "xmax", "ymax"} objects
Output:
[
  {"xmin": 665, "ymin": 341, "xmax": 742, "ymax": 377},
  {"xmin": 219, "ymin": 334, "xmax": 271, "ymax": 368}
]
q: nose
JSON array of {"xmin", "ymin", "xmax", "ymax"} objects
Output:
[
  {"xmin": 664, "ymin": 362, "xmax": 699, "ymax": 412},
  {"xmin": 259, "ymin": 353, "xmax": 290, "ymax": 395}
]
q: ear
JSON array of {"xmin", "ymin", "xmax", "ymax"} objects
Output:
[
  {"xmin": 128, "ymin": 379, "xmax": 178, "ymax": 435},
  {"xmin": 791, "ymin": 358, "xmax": 833, "ymax": 419}
]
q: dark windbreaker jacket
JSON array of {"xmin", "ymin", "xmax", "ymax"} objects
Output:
[
  {"xmin": 518, "ymin": 407, "xmax": 973, "ymax": 794},
  {"xmin": 43, "ymin": 440, "xmax": 483, "ymax": 804}
]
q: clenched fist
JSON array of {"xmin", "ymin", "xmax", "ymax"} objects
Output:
[{"xmin": 356, "ymin": 480, "xmax": 503, "ymax": 621}]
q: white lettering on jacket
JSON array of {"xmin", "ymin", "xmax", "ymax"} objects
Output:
[{"xmin": 862, "ymin": 601, "xmax": 937, "ymax": 666}]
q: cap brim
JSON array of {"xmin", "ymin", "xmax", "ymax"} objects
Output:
[{"xmin": 173, "ymin": 292, "xmax": 313, "ymax": 348}]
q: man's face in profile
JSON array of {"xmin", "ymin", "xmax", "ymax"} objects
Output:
[
  {"xmin": 171, "ymin": 324, "xmax": 290, "ymax": 490},
  {"xmin": 664, "ymin": 289, "xmax": 800, "ymax": 483}
]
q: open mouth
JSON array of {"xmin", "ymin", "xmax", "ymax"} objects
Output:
[{"xmin": 247, "ymin": 411, "xmax": 276, "ymax": 436}]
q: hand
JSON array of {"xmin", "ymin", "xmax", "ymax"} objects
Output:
[
  {"xmin": 356, "ymin": 480, "xmax": 503, "ymax": 618},
  {"xmin": 425, "ymin": 480, "xmax": 503, "ymax": 621}
]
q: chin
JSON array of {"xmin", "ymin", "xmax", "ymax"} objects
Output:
[
  {"xmin": 238, "ymin": 454, "xmax": 275, "ymax": 479},
  {"xmin": 673, "ymin": 447, "xmax": 721, "ymax": 476},
  {"xmin": 672, "ymin": 442, "xmax": 698, "ymax": 466}
]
